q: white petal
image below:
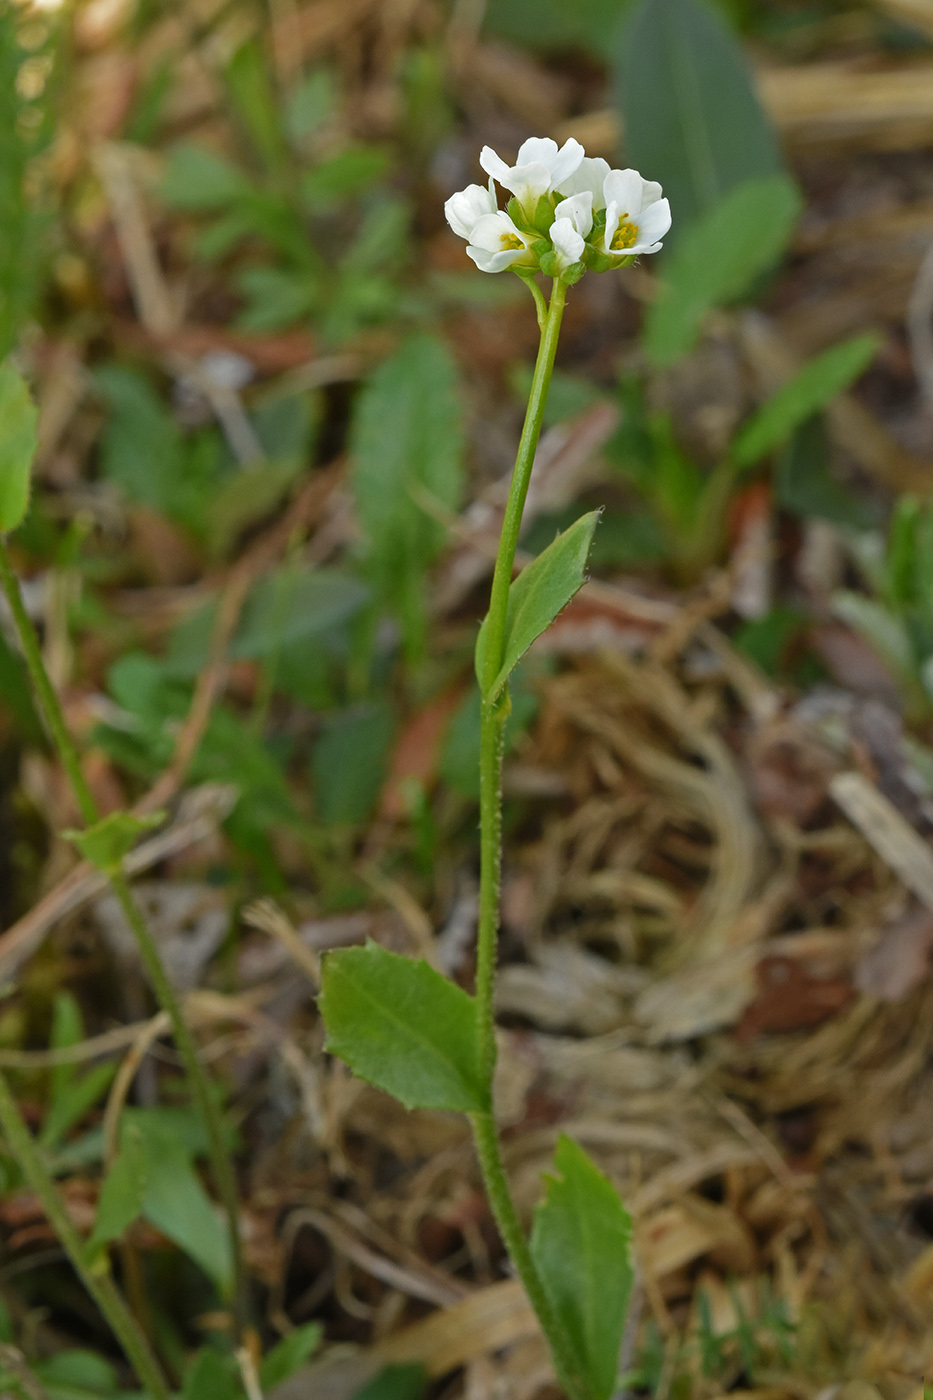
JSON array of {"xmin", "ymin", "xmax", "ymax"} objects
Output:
[
  {"xmin": 640, "ymin": 180, "xmax": 664, "ymax": 208},
  {"xmin": 553, "ymin": 191, "xmax": 593, "ymax": 237},
  {"xmin": 516, "ymin": 136, "xmax": 560, "ymax": 168},
  {"xmin": 479, "ymin": 146, "xmax": 511, "ymax": 184},
  {"xmin": 444, "ymin": 183, "xmax": 498, "ymax": 240},
  {"xmin": 466, "ymin": 243, "xmax": 527, "ymax": 273},
  {"xmin": 603, "ymin": 168, "xmax": 647, "ymax": 219},
  {"xmin": 547, "ymin": 137, "xmax": 586, "ymax": 190},
  {"xmin": 602, "ymin": 198, "xmax": 621, "ymax": 254},
  {"xmin": 503, "ymin": 161, "xmax": 553, "ymax": 206},
  {"xmin": 550, "ymin": 217, "xmax": 585, "ymax": 270},
  {"xmin": 555, "ymin": 156, "xmax": 610, "ymax": 203},
  {"xmin": 634, "ymin": 198, "xmax": 671, "ymax": 246}
]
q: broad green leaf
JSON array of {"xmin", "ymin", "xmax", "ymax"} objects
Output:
[
  {"xmin": 530, "ymin": 1135, "xmax": 634, "ymax": 1400},
  {"xmin": 645, "ymin": 175, "xmax": 801, "ymax": 366},
  {"xmin": 351, "ymin": 1365, "xmax": 427, "ymax": 1400},
  {"xmin": 63, "ymin": 810, "xmax": 165, "ymax": 875},
  {"xmin": 35, "ymin": 1350, "xmax": 121, "ymax": 1398},
  {"xmin": 350, "ymin": 334, "xmax": 463, "ymax": 656},
  {"xmin": 319, "ymin": 942, "xmax": 489, "ymax": 1113},
  {"xmin": 618, "ymin": 0, "xmax": 781, "ymax": 237},
  {"xmin": 476, "ymin": 511, "xmax": 600, "ymax": 702},
  {"xmin": 180, "ymin": 1349, "xmax": 243, "ymax": 1400},
  {"xmin": 259, "ymin": 1323, "xmax": 323, "ymax": 1390},
  {"xmin": 137, "ymin": 1126, "xmax": 234, "ymax": 1296},
  {"xmin": 0, "ymin": 362, "xmax": 37, "ymax": 532},
  {"xmin": 734, "ymin": 334, "xmax": 881, "ymax": 464},
  {"xmin": 161, "ymin": 143, "xmax": 252, "ymax": 211},
  {"xmin": 312, "ymin": 702, "xmax": 395, "ymax": 825},
  {"xmin": 88, "ymin": 1123, "xmax": 148, "ymax": 1253}
]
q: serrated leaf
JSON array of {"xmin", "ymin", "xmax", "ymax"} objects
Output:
[
  {"xmin": 645, "ymin": 176, "xmax": 801, "ymax": 366},
  {"xmin": 476, "ymin": 511, "xmax": 600, "ymax": 702},
  {"xmin": 617, "ymin": 0, "xmax": 782, "ymax": 238},
  {"xmin": 259, "ymin": 1322, "xmax": 323, "ymax": 1390},
  {"xmin": 88, "ymin": 1123, "xmax": 148, "ymax": 1254},
  {"xmin": 530, "ymin": 1135, "xmax": 633, "ymax": 1400},
  {"xmin": 0, "ymin": 362, "xmax": 37, "ymax": 533},
  {"xmin": 733, "ymin": 333, "xmax": 881, "ymax": 464},
  {"xmin": 62, "ymin": 810, "xmax": 165, "ymax": 875},
  {"xmin": 319, "ymin": 942, "xmax": 489, "ymax": 1113}
]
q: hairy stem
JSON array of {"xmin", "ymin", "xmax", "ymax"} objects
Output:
[
  {"xmin": 0, "ymin": 536, "xmax": 244, "ymax": 1329},
  {"xmin": 0, "ymin": 1069, "xmax": 172, "ymax": 1400},
  {"xmin": 473, "ymin": 279, "xmax": 583, "ymax": 1396}
]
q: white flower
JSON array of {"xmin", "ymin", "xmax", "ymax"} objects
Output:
[
  {"xmin": 601, "ymin": 168, "xmax": 671, "ymax": 258},
  {"xmin": 549, "ymin": 217, "xmax": 585, "ymax": 273},
  {"xmin": 555, "ymin": 156, "xmax": 612, "ymax": 206},
  {"xmin": 466, "ymin": 210, "xmax": 537, "ymax": 273},
  {"xmin": 444, "ymin": 179, "xmax": 497, "ymax": 240},
  {"xmin": 480, "ymin": 136, "xmax": 585, "ymax": 212},
  {"xmin": 553, "ymin": 192, "xmax": 593, "ymax": 239}
]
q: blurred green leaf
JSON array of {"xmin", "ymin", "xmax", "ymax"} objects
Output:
[
  {"xmin": 259, "ymin": 1323, "xmax": 323, "ymax": 1389},
  {"xmin": 161, "ymin": 144, "xmax": 252, "ymax": 211},
  {"xmin": 476, "ymin": 511, "xmax": 601, "ymax": 702},
  {"xmin": 486, "ymin": 0, "xmax": 628, "ymax": 54},
  {"xmin": 34, "ymin": 1349, "xmax": 121, "ymax": 1400},
  {"xmin": 733, "ymin": 606, "xmax": 805, "ymax": 675},
  {"xmin": 208, "ymin": 458, "xmax": 303, "ymax": 556},
  {"xmin": 645, "ymin": 175, "xmax": 801, "ymax": 366},
  {"xmin": 235, "ymin": 266, "xmax": 317, "ymax": 331},
  {"xmin": 225, "ymin": 41, "xmax": 286, "ymax": 172},
  {"xmin": 62, "ymin": 810, "xmax": 164, "ymax": 876},
  {"xmin": 286, "ymin": 69, "xmax": 334, "ymax": 144},
  {"xmin": 0, "ymin": 628, "xmax": 43, "ymax": 742},
  {"xmin": 351, "ymin": 334, "xmax": 463, "ymax": 657},
  {"xmin": 233, "ymin": 568, "xmax": 370, "ymax": 658},
  {"xmin": 351, "ymin": 1365, "xmax": 427, "ymax": 1400},
  {"xmin": 181, "ymin": 1349, "xmax": 243, "ymax": 1400},
  {"xmin": 734, "ymin": 334, "xmax": 881, "ymax": 464},
  {"xmin": 832, "ymin": 590, "xmax": 913, "ymax": 684},
  {"xmin": 136, "ymin": 1121, "xmax": 234, "ymax": 1297},
  {"xmin": 618, "ymin": 0, "xmax": 782, "ymax": 237},
  {"xmin": 320, "ymin": 941, "xmax": 490, "ymax": 1112},
  {"xmin": 0, "ymin": 363, "xmax": 38, "ymax": 533},
  {"xmin": 775, "ymin": 415, "xmax": 871, "ymax": 528},
  {"xmin": 39, "ymin": 995, "xmax": 116, "ymax": 1151},
  {"xmin": 530, "ymin": 1135, "xmax": 634, "ymax": 1400},
  {"xmin": 302, "ymin": 145, "xmax": 391, "ymax": 210},
  {"xmin": 312, "ymin": 702, "xmax": 395, "ymax": 825},
  {"xmin": 88, "ymin": 1123, "xmax": 148, "ymax": 1254}
]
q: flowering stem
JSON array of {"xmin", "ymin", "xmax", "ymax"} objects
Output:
[
  {"xmin": 0, "ymin": 537, "xmax": 245, "ymax": 1335},
  {"xmin": 0, "ymin": 1068, "xmax": 172, "ymax": 1400},
  {"xmin": 471, "ymin": 279, "xmax": 586, "ymax": 1399}
]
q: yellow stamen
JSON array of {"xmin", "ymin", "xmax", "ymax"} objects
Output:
[
  {"xmin": 610, "ymin": 216, "xmax": 637, "ymax": 251},
  {"xmin": 499, "ymin": 232, "xmax": 523, "ymax": 250}
]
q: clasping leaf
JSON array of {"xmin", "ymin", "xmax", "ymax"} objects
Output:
[
  {"xmin": 319, "ymin": 942, "xmax": 489, "ymax": 1113},
  {"xmin": 476, "ymin": 510, "xmax": 600, "ymax": 703},
  {"xmin": 530, "ymin": 1135, "xmax": 633, "ymax": 1400}
]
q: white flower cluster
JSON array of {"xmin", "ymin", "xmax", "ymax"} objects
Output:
[{"xmin": 444, "ymin": 137, "xmax": 671, "ymax": 280}]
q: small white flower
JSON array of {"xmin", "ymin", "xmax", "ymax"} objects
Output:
[
  {"xmin": 601, "ymin": 168, "xmax": 671, "ymax": 258},
  {"xmin": 466, "ymin": 210, "xmax": 537, "ymax": 274},
  {"xmin": 480, "ymin": 136, "xmax": 585, "ymax": 212},
  {"xmin": 444, "ymin": 179, "xmax": 498, "ymax": 240},
  {"xmin": 549, "ymin": 217, "xmax": 585, "ymax": 273},
  {"xmin": 553, "ymin": 191, "xmax": 593, "ymax": 239},
  {"xmin": 555, "ymin": 156, "xmax": 612, "ymax": 207}
]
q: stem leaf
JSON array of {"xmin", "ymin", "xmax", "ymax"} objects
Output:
[
  {"xmin": 0, "ymin": 363, "xmax": 37, "ymax": 533},
  {"xmin": 88, "ymin": 1123, "xmax": 149, "ymax": 1257},
  {"xmin": 319, "ymin": 942, "xmax": 490, "ymax": 1112},
  {"xmin": 476, "ymin": 510, "xmax": 600, "ymax": 702},
  {"xmin": 530, "ymin": 1135, "xmax": 634, "ymax": 1400},
  {"xmin": 62, "ymin": 810, "xmax": 165, "ymax": 876}
]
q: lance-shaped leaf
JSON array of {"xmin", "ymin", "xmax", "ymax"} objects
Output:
[
  {"xmin": 530, "ymin": 1135, "xmax": 634, "ymax": 1400},
  {"xmin": 476, "ymin": 510, "xmax": 600, "ymax": 703},
  {"xmin": 319, "ymin": 942, "xmax": 489, "ymax": 1113},
  {"xmin": 0, "ymin": 362, "xmax": 38, "ymax": 533},
  {"xmin": 733, "ymin": 333, "xmax": 881, "ymax": 464},
  {"xmin": 62, "ymin": 810, "xmax": 165, "ymax": 875},
  {"xmin": 87, "ymin": 1123, "xmax": 149, "ymax": 1259}
]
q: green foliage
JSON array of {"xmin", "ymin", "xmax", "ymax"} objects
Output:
[
  {"xmin": 39, "ymin": 995, "xmax": 117, "ymax": 1152},
  {"xmin": 0, "ymin": 362, "xmax": 37, "ymax": 532},
  {"xmin": 312, "ymin": 701, "xmax": 395, "ymax": 825},
  {"xmin": 180, "ymin": 1349, "xmax": 242, "ymax": 1400},
  {"xmin": 0, "ymin": 628, "xmax": 43, "ymax": 740},
  {"xmin": 351, "ymin": 334, "xmax": 464, "ymax": 660},
  {"xmin": 734, "ymin": 333, "xmax": 881, "ymax": 463},
  {"xmin": 259, "ymin": 1323, "xmax": 323, "ymax": 1390},
  {"xmin": 531, "ymin": 1136, "xmax": 633, "ymax": 1400},
  {"xmin": 319, "ymin": 941, "xmax": 490, "ymax": 1112},
  {"xmin": 87, "ymin": 1123, "xmax": 149, "ymax": 1258},
  {"xmin": 62, "ymin": 810, "xmax": 165, "ymax": 876},
  {"xmin": 476, "ymin": 511, "xmax": 601, "ymax": 702},
  {"xmin": 645, "ymin": 175, "xmax": 802, "ymax": 366},
  {"xmin": 31, "ymin": 1348, "xmax": 126, "ymax": 1400},
  {"xmin": 351, "ymin": 1365, "xmax": 427, "ymax": 1400},
  {"xmin": 618, "ymin": 0, "xmax": 782, "ymax": 239},
  {"xmin": 733, "ymin": 606, "xmax": 806, "ymax": 676},
  {"xmin": 775, "ymin": 415, "xmax": 872, "ymax": 528},
  {"xmin": 485, "ymin": 0, "xmax": 628, "ymax": 55}
]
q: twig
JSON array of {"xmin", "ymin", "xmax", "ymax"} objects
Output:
[{"xmin": 907, "ymin": 238, "xmax": 933, "ymax": 412}]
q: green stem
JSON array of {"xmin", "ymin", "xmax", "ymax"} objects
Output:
[
  {"xmin": 473, "ymin": 279, "xmax": 584, "ymax": 1398},
  {"xmin": 0, "ymin": 536, "xmax": 244, "ymax": 1331},
  {"xmin": 471, "ymin": 1113, "xmax": 587, "ymax": 1400},
  {"xmin": 0, "ymin": 1069, "xmax": 172, "ymax": 1400}
]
